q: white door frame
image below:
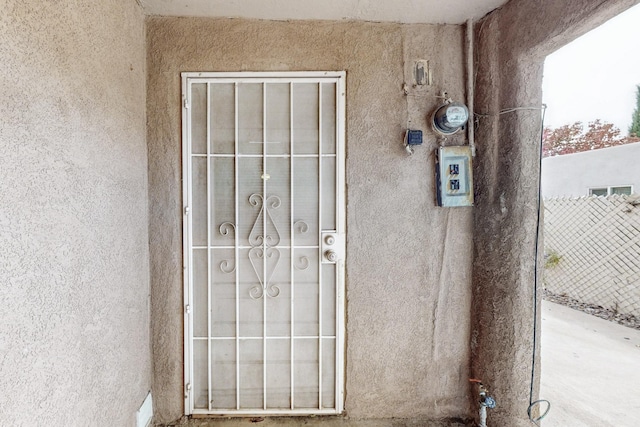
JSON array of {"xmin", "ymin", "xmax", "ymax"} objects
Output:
[{"xmin": 181, "ymin": 71, "xmax": 346, "ymax": 416}]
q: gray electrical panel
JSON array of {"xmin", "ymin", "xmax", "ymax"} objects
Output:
[{"xmin": 436, "ymin": 145, "xmax": 474, "ymax": 207}]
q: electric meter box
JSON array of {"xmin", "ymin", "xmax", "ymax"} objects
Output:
[{"xmin": 436, "ymin": 145, "xmax": 474, "ymax": 207}]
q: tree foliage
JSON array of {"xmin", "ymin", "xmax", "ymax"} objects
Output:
[
  {"xmin": 630, "ymin": 84, "xmax": 640, "ymax": 138},
  {"xmin": 543, "ymin": 119, "xmax": 640, "ymax": 157}
]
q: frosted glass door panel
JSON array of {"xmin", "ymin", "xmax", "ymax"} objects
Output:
[
  {"xmin": 321, "ymin": 83, "xmax": 337, "ymax": 155},
  {"xmin": 238, "ymin": 83, "xmax": 263, "ymax": 155},
  {"xmin": 292, "ymin": 84, "xmax": 319, "ymax": 155},
  {"xmin": 293, "ymin": 158, "xmax": 319, "ymax": 246},
  {"xmin": 265, "ymin": 83, "xmax": 291, "ymax": 156},
  {"xmin": 210, "ymin": 83, "xmax": 236, "ymax": 155},
  {"xmin": 210, "ymin": 157, "xmax": 235, "ymax": 246},
  {"xmin": 190, "ymin": 83, "xmax": 207, "ymax": 155}
]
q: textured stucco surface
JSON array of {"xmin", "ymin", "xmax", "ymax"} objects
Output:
[
  {"xmin": 147, "ymin": 17, "xmax": 473, "ymax": 423},
  {"xmin": 0, "ymin": 1, "xmax": 151, "ymax": 425},
  {"xmin": 471, "ymin": 0, "xmax": 640, "ymax": 425},
  {"xmin": 541, "ymin": 142, "xmax": 640, "ymax": 198}
]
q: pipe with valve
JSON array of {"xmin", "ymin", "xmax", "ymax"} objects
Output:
[{"xmin": 470, "ymin": 379, "xmax": 496, "ymax": 427}]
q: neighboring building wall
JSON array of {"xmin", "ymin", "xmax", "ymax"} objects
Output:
[
  {"xmin": 147, "ymin": 17, "xmax": 473, "ymax": 422},
  {"xmin": 472, "ymin": 0, "xmax": 639, "ymax": 425},
  {"xmin": 0, "ymin": 1, "xmax": 151, "ymax": 426},
  {"xmin": 542, "ymin": 142, "xmax": 640, "ymax": 198}
]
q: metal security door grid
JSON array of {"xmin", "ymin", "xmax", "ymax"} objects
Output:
[{"xmin": 182, "ymin": 72, "xmax": 346, "ymax": 416}]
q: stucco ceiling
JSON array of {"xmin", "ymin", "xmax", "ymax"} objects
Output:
[{"xmin": 140, "ymin": 0, "xmax": 510, "ymax": 24}]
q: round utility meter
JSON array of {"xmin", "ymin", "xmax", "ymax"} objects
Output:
[{"xmin": 431, "ymin": 102, "xmax": 469, "ymax": 135}]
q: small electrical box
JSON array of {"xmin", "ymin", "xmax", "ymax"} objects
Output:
[
  {"xmin": 414, "ymin": 60, "xmax": 432, "ymax": 86},
  {"xmin": 436, "ymin": 145, "xmax": 474, "ymax": 207},
  {"xmin": 406, "ymin": 129, "xmax": 423, "ymax": 146}
]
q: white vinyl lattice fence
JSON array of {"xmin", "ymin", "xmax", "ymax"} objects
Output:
[{"xmin": 543, "ymin": 195, "xmax": 640, "ymax": 317}]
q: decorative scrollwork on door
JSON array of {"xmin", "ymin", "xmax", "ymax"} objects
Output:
[
  {"xmin": 219, "ymin": 222, "xmax": 236, "ymax": 237},
  {"xmin": 218, "ymin": 222, "xmax": 237, "ymax": 274},
  {"xmin": 294, "ymin": 220, "xmax": 309, "ymax": 234},
  {"xmin": 249, "ymin": 247, "xmax": 281, "ymax": 299},
  {"xmin": 219, "ymin": 259, "xmax": 236, "ymax": 274},
  {"xmin": 248, "ymin": 194, "xmax": 281, "ymax": 247},
  {"xmin": 294, "ymin": 255, "xmax": 309, "ymax": 271},
  {"xmin": 247, "ymin": 193, "xmax": 282, "ymax": 299}
]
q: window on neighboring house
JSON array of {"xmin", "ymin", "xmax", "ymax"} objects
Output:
[
  {"xmin": 589, "ymin": 185, "xmax": 633, "ymax": 196},
  {"xmin": 611, "ymin": 186, "xmax": 632, "ymax": 195}
]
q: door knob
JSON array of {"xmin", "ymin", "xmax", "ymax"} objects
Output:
[{"xmin": 324, "ymin": 250, "xmax": 338, "ymax": 263}]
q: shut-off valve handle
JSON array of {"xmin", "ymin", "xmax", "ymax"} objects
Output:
[{"xmin": 470, "ymin": 379, "xmax": 497, "ymax": 408}]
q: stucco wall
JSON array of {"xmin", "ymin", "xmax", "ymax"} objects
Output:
[
  {"xmin": 541, "ymin": 142, "xmax": 640, "ymax": 198},
  {"xmin": 472, "ymin": 0, "xmax": 640, "ymax": 425},
  {"xmin": 147, "ymin": 17, "xmax": 473, "ymax": 423},
  {"xmin": 0, "ymin": 1, "xmax": 151, "ymax": 425}
]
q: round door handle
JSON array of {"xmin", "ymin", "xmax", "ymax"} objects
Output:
[
  {"xmin": 324, "ymin": 235, "xmax": 336, "ymax": 245},
  {"xmin": 325, "ymin": 250, "xmax": 338, "ymax": 263}
]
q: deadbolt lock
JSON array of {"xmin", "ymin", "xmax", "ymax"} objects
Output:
[{"xmin": 321, "ymin": 232, "xmax": 343, "ymax": 264}]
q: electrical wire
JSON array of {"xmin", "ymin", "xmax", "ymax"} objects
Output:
[
  {"xmin": 528, "ymin": 104, "xmax": 552, "ymax": 426},
  {"xmin": 474, "ymin": 105, "xmax": 547, "ymax": 117}
]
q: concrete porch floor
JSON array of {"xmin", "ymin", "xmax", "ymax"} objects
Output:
[
  {"xmin": 156, "ymin": 417, "xmax": 470, "ymax": 427},
  {"xmin": 156, "ymin": 300, "xmax": 640, "ymax": 427}
]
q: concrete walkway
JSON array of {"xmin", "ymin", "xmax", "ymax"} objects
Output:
[{"xmin": 541, "ymin": 301, "xmax": 640, "ymax": 426}]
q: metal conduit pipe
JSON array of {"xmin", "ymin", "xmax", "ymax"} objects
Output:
[
  {"xmin": 466, "ymin": 18, "xmax": 476, "ymax": 157},
  {"xmin": 479, "ymin": 404, "xmax": 487, "ymax": 427}
]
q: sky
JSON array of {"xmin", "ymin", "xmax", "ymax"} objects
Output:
[{"xmin": 542, "ymin": 3, "xmax": 640, "ymax": 134}]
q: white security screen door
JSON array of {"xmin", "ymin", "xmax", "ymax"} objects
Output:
[{"xmin": 182, "ymin": 72, "xmax": 346, "ymax": 416}]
